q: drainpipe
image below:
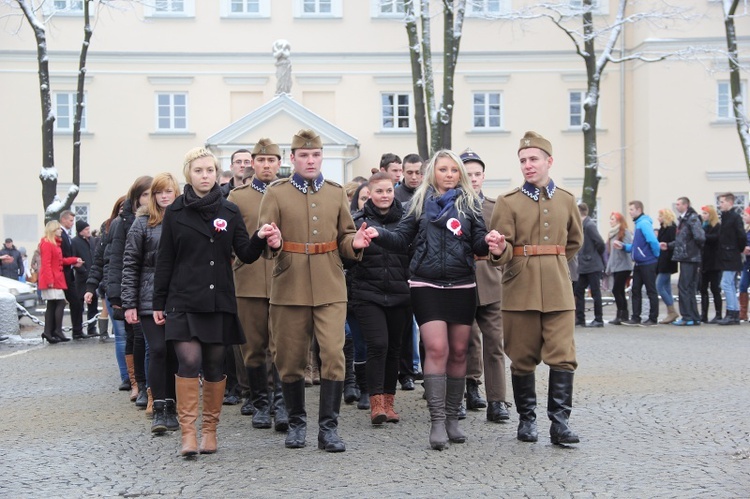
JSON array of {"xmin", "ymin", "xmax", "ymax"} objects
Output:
[{"xmin": 343, "ymin": 143, "xmax": 361, "ymax": 182}]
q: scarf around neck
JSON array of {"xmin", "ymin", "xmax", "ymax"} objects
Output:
[
  {"xmin": 424, "ymin": 187, "xmax": 460, "ymax": 223},
  {"xmin": 183, "ymin": 183, "xmax": 223, "ymax": 221}
]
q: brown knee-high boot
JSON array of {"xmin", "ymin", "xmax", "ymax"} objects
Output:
[
  {"xmin": 175, "ymin": 375, "xmax": 200, "ymax": 456},
  {"xmin": 126, "ymin": 354, "xmax": 139, "ymax": 402},
  {"xmin": 199, "ymin": 376, "xmax": 227, "ymax": 454}
]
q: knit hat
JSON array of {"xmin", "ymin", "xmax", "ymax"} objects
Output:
[
  {"xmin": 459, "ymin": 148, "xmax": 485, "ymax": 170},
  {"xmin": 518, "ymin": 131, "xmax": 553, "ymax": 157},
  {"xmin": 76, "ymin": 220, "xmax": 90, "ymax": 234},
  {"xmin": 291, "ymin": 129, "xmax": 322, "ymax": 150},
  {"xmin": 252, "ymin": 138, "xmax": 282, "ymax": 158}
]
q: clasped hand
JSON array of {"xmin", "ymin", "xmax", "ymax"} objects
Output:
[
  {"xmin": 485, "ymin": 230, "xmax": 506, "ymax": 256},
  {"xmin": 258, "ymin": 222, "xmax": 282, "ymax": 249}
]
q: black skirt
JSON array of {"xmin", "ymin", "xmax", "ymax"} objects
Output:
[
  {"xmin": 410, "ymin": 286, "xmax": 477, "ymax": 326},
  {"xmin": 165, "ymin": 311, "xmax": 246, "ymax": 345}
]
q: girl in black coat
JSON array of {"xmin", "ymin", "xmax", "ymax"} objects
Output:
[
  {"xmin": 152, "ymin": 147, "xmax": 280, "ymax": 457},
  {"xmin": 367, "ymin": 150, "xmax": 499, "ymax": 450},
  {"xmin": 350, "ymin": 173, "xmax": 411, "ymax": 425},
  {"xmin": 122, "ymin": 173, "xmax": 180, "ymax": 434},
  {"xmin": 699, "ymin": 205, "xmax": 722, "ymax": 322}
]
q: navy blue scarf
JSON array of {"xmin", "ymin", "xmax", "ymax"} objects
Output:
[{"xmin": 424, "ymin": 187, "xmax": 460, "ymax": 223}]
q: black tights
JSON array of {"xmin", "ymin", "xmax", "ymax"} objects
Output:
[
  {"xmin": 174, "ymin": 339, "xmax": 226, "ymax": 382},
  {"xmin": 124, "ymin": 321, "xmax": 147, "ymax": 384},
  {"xmin": 44, "ymin": 299, "xmax": 65, "ymax": 337},
  {"xmin": 141, "ymin": 316, "xmax": 178, "ymax": 400}
]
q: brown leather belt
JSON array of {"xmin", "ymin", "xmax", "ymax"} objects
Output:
[
  {"xmin": 474, "ymin": 255, "xmax": 490, "ymax": 261},
  {"xmin": 282, "ymin": 240, "xmax": 338, "ymax": 255},
  {"xmin": 513, "ymin": 244, "xmax": 565, "ymax": 257}
]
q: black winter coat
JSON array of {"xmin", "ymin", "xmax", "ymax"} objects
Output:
[
  {"xmin": 86, "ymin": 220, "xmax": 113, "ymax": 297},
  {"xmin": 718, "ymin": 209, "xmax": 746, "ymax": 272},
  {"xmin": 152, "ymin": 195, "xmax": 266, "ymax": 314},
  {"xmin": 670, "ymin": 208, "xmax": 705, "ymax": 263},
  {"xmin": 106, "ymin": 199, "xmax": 137, "ymax": 306},
  {"xmin": 577, "ymin": 216, "xmax": 605, "ymax": 274},
  {"xmin": 657, "ymin": 224, "xmax": 678, "ymax": 274},
  {"xmin": 121, "ymin": 215, "xmax": 162, "ymax": 315},
  {"xmin": 375, "ymin": 194, "xmax": 489, "ymax": 287},
  {"xmin": 0, "ymin": 246, "xmax": 23, "ymax": 279},
  {"xmin": 71, "ymin": 235, "xmax": 94, "ymax": 299},
  {"xmin": 700, "ymin": 222, "xmax": 721, "ymax": 272},
  {"xmin": 349, "ymin": 199, "xmax": 411, "ymax": 307}
]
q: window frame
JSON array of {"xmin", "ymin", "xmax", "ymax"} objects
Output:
[
  {"xmin": 472, "ymin": 91, "xmax": 503, "ymax": 130},
  {"xmin": 568, "ymin": 0, "xmax": 609, "ymax": 15},
  {"xmin": 465, "ymin": 0, "xmax": 510, "ymax": 17},
  {"xmin": 568, "ymin": 90, "xmax": 584, "ymax": 129},
  {"xmin": 717, "ymin": 80, "xmax": 748, "ymax": 121},
  {"xmin": 144, "ymin": 0, "xmax": 195, "ymax": 18},
  {"xmin": 53, "ymin": 92, "xmax": 87, "ymax": 132},
  {"xmin": 293, "ymin": 0, "xmax": 342, "ymax": 18},
  {"xmin": 155, "ymin": 92, "xmax": 189, "ymax": 132},
  {"xmin": 43, "ymin": 0, "xmax": 86, "ymax": 16},
  {"xmin": 220, "ymin": 0, "xmax": 270, "ymax": 18},
  {"xmin": 380, "ymin": 92, "xmax": 413, "ymax": 131},
  {"xmin": 370, "ymin": 0, "xmax": 407, "ymax": 18}
]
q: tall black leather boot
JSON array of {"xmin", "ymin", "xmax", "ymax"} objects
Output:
[
  {"xmin": 512, "ymin": 373, "xmax": 538, "ymax": 442},
  {"xmin": 343, "ymin": 337, "xmax": 360, "ymax": 404},
  {"xmin": 271, "ymin": 365, "xmax": 289, "ymax": 432},
  {"xmin": 548, "ymin": 369, "xmax": 580, "ymax": 445},
  {"xmin": 282, "ymin": 379, "xmax": 306, "ymax": 448},
  {"xmin": 465, "ymin": 378, "xmax": 487, "ymax": 410},
  {"xmin": 354, "ymin": 361, "xmax": 369, "ymax": 410},
  {"xmin": 318, "ymin": 379, "xmax": 346, "ymax": 452},
  {"xmin": 247, "ymin": 365, "xmax": 272, "ymax": 429}
]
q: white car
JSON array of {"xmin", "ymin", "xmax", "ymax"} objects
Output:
[{"xmin": 0, "ymin": 276, "xmax": 38, "ymax": 315}]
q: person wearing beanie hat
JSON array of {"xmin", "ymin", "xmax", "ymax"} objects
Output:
[
  {"xmin": 488, "ymin": 131, "xmax": 584, "ymax": 446},
  {"xmin": 227, "ymin": 137, "xmax": 288, "ymax": 430},
  {"xmin": 460, "ymin": 148, "xmax": 510, "ymax": 422},
  {"xmin": 259, "ymin": 128, "xmax": 372, "ymax": 452},
  {"xmin": 71, "ymin": 218, "xmax": 98, "ymax": 337}
]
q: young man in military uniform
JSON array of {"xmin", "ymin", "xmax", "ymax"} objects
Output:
[
  {"xmin": 461, "ymin": 149, "xmax": 510, "ymax": 423},
  {"xmin": 259, "ymin": 129, "xmax": 370, "ymax": 452},
  {"xmin": 228, "ymin": 138, "xmax": 288, "ymax": 432},
  {"xmin": 487, "ymin": 131, "xmax": 583, "ymax": 445}
]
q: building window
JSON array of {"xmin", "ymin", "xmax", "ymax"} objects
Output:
[
  {"xmin": 473, "ymin": 92, "xmax": 502, "ymax": 129},
  {"xmin": 54, "ymin": 93, "xmax": 86, "ymax": 132},
  {"xmin": 72, "ymin": 204, "xmax": 89, "ymax": 224},
  {"xmin": 717, "ymin": 81, "xmax": 748, "ymax": 120},
  {"xmin": 466, "ymin": 0, "xmax": 509, "ymax": 17},
  {"xmin": 569, "ymin": 91, "xmax": 584, "ymax": 128},
  {"xmin": 294, "ymin": 0, "xmax": 342, "ymax": 18},
  {"xmin": 53, "ymin": 0, "xmax": 83, "ymax": 11},
  {"xmin": 221, "ymin": 0, "xmax": 270, "ymax": 17},
  {"xmin": 381, "ymin": 93, "xmax": 411, "ymax": 130},
  {"xmin": 145, "ymin": 0, "xmax": 195, "ymax": 17},
  {"xmin": 569, "ymin": 0, "xmax": 608, "ymax": 15},
  {"xmin": 156, "ymin": 93, "xmax": 188, "ymax": 131},
  {"xmin": 371, "ymin": 0, "xmax": 406, "ymax": 17}
]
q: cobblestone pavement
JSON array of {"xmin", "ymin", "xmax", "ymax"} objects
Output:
[{"xmin": 1, "ymin": 312, "xmax": 749, "ymax": 498}]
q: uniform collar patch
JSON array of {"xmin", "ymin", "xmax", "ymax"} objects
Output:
[
  {"xmin": 251, "ymin": 176, "xmax": 267, "ymax": 194},
  {"xmin": 521, "ymin": 180, "xmax": 556, "ymax": 202},
  {"xmin": 290, "ymin": 172, "xmax": 325, "ymax": 194}
]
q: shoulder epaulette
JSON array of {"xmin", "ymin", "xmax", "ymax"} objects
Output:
[
  {"xmin": 268, "ymin": 178, "xmax": 290, "ymax": 188},
  {"xmin": 503, "ymin": 187, "xmax": 521, "ymax": 198},
  {"xmin": 324, "ymin": 179, "xmax": 342, "ymax": 188},
  {"xmin": 554, "ymin": 185, "xmax": 575, "ymax": 197}
]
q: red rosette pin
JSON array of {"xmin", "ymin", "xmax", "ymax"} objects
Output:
[
  {"xmin": 213, "ymin": 218, "xmax": 228, "ymax": 232},
  {"xmin": 446, "ymin": 217, "xmax": 462, "ymax": 237}
]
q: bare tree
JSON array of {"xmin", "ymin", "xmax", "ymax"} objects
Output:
[
  {"xmin": 405, "ymin": 0, "xmax": 466, "ymax": 159},
  {"xmin": 12, "ymin": 0, "xmax": 94, "ymax": 222},
  {"xmin": 721, "ymin": 0, "xmax": 750, "ymax": 179},
  {"xmin": 530, "ymin": 0, "xmax": 690, "ymax": 216}
]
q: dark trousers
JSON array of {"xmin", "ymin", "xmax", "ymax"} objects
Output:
[
  {"xmin": 355, "ymin": 303, "xmax": 411, "ymax": 395},
  {"xmin": 63, "ymin": 281, "xmax": 83, "ymax": 335},
  {"xmin": 398, "ymin": 315, "xmax": 417, "ymax": 383},
  {"xmin": 125, "ymin": 321, "xmax": 147, "ymax": 384},
  {"xmin": 700, "ymin": 269, "xmax": 722, "ymax": 319},
  {"xmin": 141, "ymin": 315, "xmax": 177, "ymax": 401},
  {"xmin": 678, "ymin": 262, "xmax": 701, "ymax": 321},
  {"xmin": 631, "ymin": 263, "xmax": 658, "ymax": 322},
  {"xmin": 611, "ymin": 271, "xmax": 630, "ymax": 316},
  {"xmin": 575, "ymin": 271, "xmax": 603, "ymax": 322}
]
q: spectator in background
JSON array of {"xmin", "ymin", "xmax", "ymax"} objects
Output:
[
  {"xmin": 574, "ymin": 202, "xmax": 606, "ymax": 328},
  {"xmin": 665, "ymin": 197, "xmax": 705, "ymax": 326},
  {"xmin": 221, "ymin": 148, "xmax": 252, "ymax": 198},
  {"xmin": 1, "ymin": 238, "xmax": 23, "ymax": 280},
  {"xmin": 219, "ymin": 170, "xmax": 233, "ymax": 186},
  {"xmin": 72, "ymin": 220, "xmax": 98, "ymax": 337},
  {"xmin": 59, "ymin": 211, "xmax": 90, "ymax": 339},
  {"xmin": 395, "ymin": 153, "xmax": 423, "ymax": 203},
  {"xmin": 605, "ymin": 212, "xmax": 634, "ymax": 325},
  {"xmin": 716, "ymin": 193, "xmax": 747, "ymax": 326},
  {"xmin": 656, "ymin": 209, "xmax": 679, "ymax": 324},
  {"xmin": 698, "ymin": 205, "xmax": 722, "ymax": 323},
  {"xmin": 738, "ymin": 207, "xmax": 750, "ymax": 321},
  {"xmin": 379, "ymin": 153, "xmax": 403, "ymax": 185}
]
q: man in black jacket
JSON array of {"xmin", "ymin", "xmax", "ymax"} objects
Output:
[
  {"xmin": 221, "ymin": 149, "xmax": 252, "ymax": 198},
  {"xmin": 574, "ymin": 203, "xmax": 606, "ymax": 327},
  {"xmin": 72, "ymin": 220, "xmax": 98, "ymax": 337},
  {"xmin": 666, "ymin": 197, "xmax": 705, "ymax": 326},
  {"xmin": 60, "ymin": 211, "xmax": 89, "ymax": 339},
  {"xmin": 0, "ymin": 238, "xmax": 23, "ymax": 280},
  {"xmin": 716, "ymin": 193, "xmax": 747, "ymax": 325}
]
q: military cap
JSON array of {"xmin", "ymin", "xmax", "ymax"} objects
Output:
[
  {"xmin": 518, "ymin": 131, "xmax": 553, "ymax": 157},
  {"xmin": 459, "ymin": 148, "xmax": 485, "ymax": 170},
  {"xmin": 252, "ymin": 138, "xmax": 281, "ymax": 158},
  {"xmin": 291, "ymin": 129, "xmax": 322, "ymax": 150}
]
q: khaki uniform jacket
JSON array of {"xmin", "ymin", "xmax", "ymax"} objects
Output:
[
  {"xmin": 228, "ymin": 180, "xmax": 273, "ymax": 299},
  {"xmin": 259, "ymin": 178, "xmax": 361, "ymax": 306},
  {"xmin": 476, "ymin": 195, "xmax": 502, "ymax": 306},
  {"xmin": 490, "ymin": 184, "xmax": 582, "ymax": 312}
]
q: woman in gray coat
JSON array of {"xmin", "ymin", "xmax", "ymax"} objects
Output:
[{"xmin": 605, "ymin": 212, "xmax": 634, "ymax": 325}]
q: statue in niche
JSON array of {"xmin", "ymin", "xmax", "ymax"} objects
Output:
[{"xmin": 273, "ymin": 39, "xmax": 292, "ymax": 95}]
